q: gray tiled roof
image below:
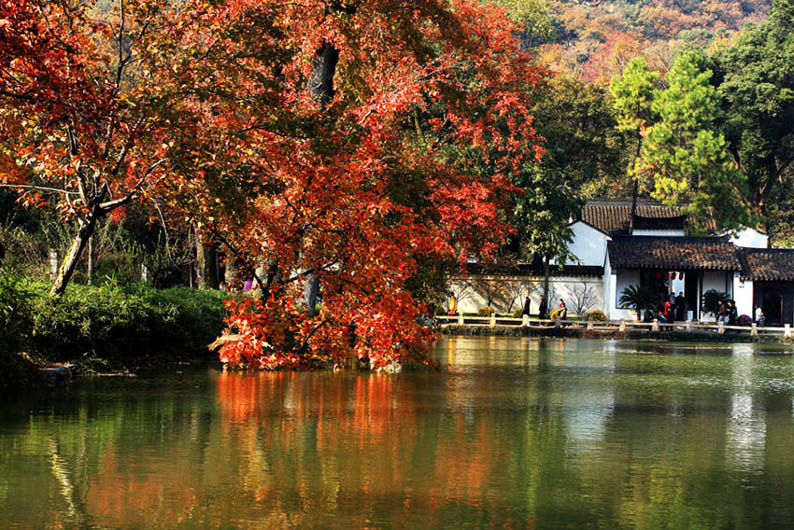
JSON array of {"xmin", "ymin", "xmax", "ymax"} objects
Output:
[
  {"xmin": 738, "ymin": 249, "xmax": 794, "ymax": 281},
  {"xmin": 607, "ymin": 236, "xmax": 741, "ymax": 271},
  {"xmin": 581, "ymin": 199, "xmax": 682, "ymax": 234}
]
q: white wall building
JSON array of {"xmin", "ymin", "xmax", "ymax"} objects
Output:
[{"xmin": 450, "ymin": 198, "xmax": 794, "ymax": 325}]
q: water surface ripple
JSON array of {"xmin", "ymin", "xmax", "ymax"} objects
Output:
[{"xmin": 2, "ymin": 338, "xmax": 794, "ymax": 529}]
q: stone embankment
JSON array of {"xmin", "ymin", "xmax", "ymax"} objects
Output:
[{"xmin": 440, "ymin": 324, "xmax": 794, "ymax": 344}]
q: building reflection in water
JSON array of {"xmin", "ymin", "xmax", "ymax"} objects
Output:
[{"xmin": 725, "ymin": 345, "xmax": 766, "ymax": 474}]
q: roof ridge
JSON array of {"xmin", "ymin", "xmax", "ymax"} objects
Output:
[{"xmin": 583, "ymin": 197, "xmax": 667, "ymax": 205}]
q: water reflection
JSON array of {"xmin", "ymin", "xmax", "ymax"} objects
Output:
[
  {"xmin": 726, "ymin": 349, "xmax": 767, "ymax": 473},
  {"xmin": 1, "ymin": 338, "xmax": 793, "ymax": 529}
]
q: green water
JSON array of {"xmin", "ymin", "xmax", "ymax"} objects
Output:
[{"xmin": 2, "ymin": 338, "xmax": 794, "ymax": 529}]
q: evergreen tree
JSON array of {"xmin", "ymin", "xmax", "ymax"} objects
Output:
[{"xmin": 640, "ymin": 51, "xmax": 750, "ymax": 232}]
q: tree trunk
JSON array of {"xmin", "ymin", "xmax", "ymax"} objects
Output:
[
  {"xmin": 628, "ymin": 131, "xmax": 641, "ymax": 234},
  {"xmin": 87, "ymin": 235, "xmax": 93, "ymax": 286},
  {"xmin": 543, "ymin": 256, "xmax": 550, "ymax": 315},
  {"xmin": 50, "ymin": 215, "xmax": 99, "ymax": 297},
  {"xmin": 305, "ymin": 273, "xmax": 320, "ymax": 316},
  {"xmin": 301, "ymin": 40, "xmax": 339, "ymax": 314},
  {"xmin": 308, "ymin": 41, "xmax": 339, "ymax": 109},
  {"xmin": 195, "ymin": 231, "xmax": 219, "ymax": 290},
  {"xmin": 224, "ymin": 256, "xmax": 238, "ymax": 288}
]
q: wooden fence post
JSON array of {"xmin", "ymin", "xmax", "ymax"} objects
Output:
[
  {"xmin": 685, "ymin": 321, "xmax": 692, "ymax": 332},
  {"xmin": 751, "ymin": 323, "xmax": 758, "ymax": 337},
  {"xmin": 718, "ymin": 320, "xmax": 725, "ymax": 334},
  {"xmin": 619, "ymin": 320, "xmax": 626, "ymax": 332},
  {"xmin": 587, "ymin": 320, "xmax": 594, "ymax": 330},
  {"xmin": 489, "ymin": 313, "xmax": 496, "ymax": 328},
  {"xmin": 554, "ymin": 315, "xmax": 561, "ymax": 328},
  {"xmin": 652, "ymin": 319, "xmax": 659, "ymax": 332},
  {"xmin": 458, "ymin": 313, "xmax": 463, "ymax": 326},
  {"xmin": 785, "ymin": 324, "xmax": 791, "ymax": 338}
]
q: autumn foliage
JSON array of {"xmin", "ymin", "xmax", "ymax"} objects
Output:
[
  {"xmin": 158, "ymin": 0, "xmax": 547, "ymax": 370},
  {"xmin": 0, "ymin": 0, "xmax": 177, "ymax": 295},
  {"xmin": 1, "ymin": 0, "xmax": 546, "ymax": 369}
]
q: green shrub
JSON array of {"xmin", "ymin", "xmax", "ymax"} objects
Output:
[
  {"xmin": 18, "ymin": 280, "xmax": 228, "ymax": 362},
  {"xmin": 587, "ymin": 310, "xmax": 606, "ymax": 321},
  {"xmin": 0, "ymin": 272, "xmax": 42, "ymax": 392},
  {"xmin": 619, "ymin": 284, "xmax": 656, "ymax": 321},
  {"xmin": 0, "ymin": 272, "xmax": 32, "ymax": 355},
  {"xmin": 701, "ymin": 289, "xmax": 729, "ymax": 316},
  {"xmin": 511, "ymin": 308, "xmax": 524, "ymax": 318},
  {"xmin": 478, "ymin": 306, "xmax": 495, "ymax": 316}
]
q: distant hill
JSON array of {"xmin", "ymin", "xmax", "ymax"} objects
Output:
[{"xmin": 495, "ymin": 0, "xmax": 771, "ymax": 82}]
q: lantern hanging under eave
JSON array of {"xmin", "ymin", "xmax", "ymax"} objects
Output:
[{"xmin": 680, "ymin": 272, "xmax": 685, "ymax": 280}]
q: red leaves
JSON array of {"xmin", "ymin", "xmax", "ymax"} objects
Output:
[
  {"xmin": 163, "ymin": 0, "xmax": 549, "ymax": 370},
  {"xmin": 3, "ymin": 0, "xmax": 547, "ymax": 368}
]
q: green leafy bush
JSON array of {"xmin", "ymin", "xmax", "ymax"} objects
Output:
[
  {"xmin": 701, "ymin": 289, "xmax": 729, "ymax": 316},
  {"xmin": 478, "ymin": 306, "xmax": 495, "ymax": 316},
  {"xmin": 619, "ymin": 285, "xmax": 656, "ymax": 321},
  {"xmin": 0, "ymin": 273, "xmax": 42, "ymax": 392},
  {"xmin": 0, "ymin": 273, "xmax": 31, "ymax": 355},
  {"xmin": 11, "ymin": 280, "xmax": 229, "ymax": 362}
]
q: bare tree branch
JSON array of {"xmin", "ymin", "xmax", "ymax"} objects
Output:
[{"xmin": 0, "ymin": 183, "xmax": 77, "ymax": 195}]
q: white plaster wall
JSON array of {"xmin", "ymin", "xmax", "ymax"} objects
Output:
[
  {"xmin": 702, "ymin": 271, "xmax": 732, "ymax": 298},
  {"xmin": 729, "ymin": 228, "xmax": 768, "ymax": 249},
  {"xmin": 612, "ymin": 269, "xmax": 642, "ymax": 321},
  {"xmin": 448, "ymin": 275, "xmax": 604, "ymax": 316},
  {"xmin": 603, "ymin": 256, "xmax": 614, "ymax": 319},
  {"xmin": 632, "ymin": 229, "xmax": 685, "ymax": 237},
  {"xmin": 564, "ymin": 222, "xmax": 609, "ymax": 267},
  {"xmin": 551, "ymin": 277, "xmax": 605, "ymax": 316},
  {"xmin": 733, "ymin": 273, "xmax": 753, "ymax": 317},
  {"xmin": 447, "ymin": 276, "xmax": 531, "ymax": 315}
]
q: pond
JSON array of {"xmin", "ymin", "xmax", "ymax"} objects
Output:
[{"xmin": 2, "ymin": 338, "xmax": 794, "ymax": 529}]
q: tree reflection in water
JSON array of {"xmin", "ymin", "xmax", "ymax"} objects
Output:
[{"xmin": 2, "ymin": 339, "xmax": 794, "ymax": 528}]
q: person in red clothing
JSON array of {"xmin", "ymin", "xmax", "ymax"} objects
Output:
[{"xmin": 663, "ymin": 295, "xmax": 674, "ymax": 321}]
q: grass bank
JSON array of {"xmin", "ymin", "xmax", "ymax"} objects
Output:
[{"xmin": 1, "ymin": 274, "xmax": 228, "ymax": 391}]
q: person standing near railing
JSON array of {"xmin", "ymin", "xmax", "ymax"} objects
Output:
[
  {"xmin": 755, "ymin": 305, "xmax": 766, "ymax": 327},
  {"xmin": 716, "ymin": 299, "xmax": 727, "ymax": 324},
  {"xmin": 557, "ymin": 299, "xmax": 567, "ymax": 321},
  {"xmin": 675, "ymin": 292, "xmax": 686, "ymax": 321},
  {"xmin": 727, "ymin": 300, "xmax": 738, "ymax": 326},
  {"xmin": 538, "ymin": 295, "xmax": 548, "ymax": 320},
  {"xmin": 664, "ymin": 295, "xmax": 674, "ymax": 322},
  {"xmin": 448, "ymin": 292, "xmax": 458, "ymax": 316}
]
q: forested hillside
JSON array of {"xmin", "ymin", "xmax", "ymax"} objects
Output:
[{"xmin": 496, "ymin": 0, "xmax": 771, "ymax": 82}]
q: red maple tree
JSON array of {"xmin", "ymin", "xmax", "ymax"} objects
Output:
[
  {"xmin": 2, "ymin": 0, "xmax": 547, "ymax": 369},
  {"xmin": 0, "ymin": 0, "xmax": 176, "ymax": 295},
  {"xmin": 154, "ymin": 0, "xmax": 548, "ymax": 370}
]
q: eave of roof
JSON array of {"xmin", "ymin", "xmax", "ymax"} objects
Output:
[
  {"xmin": 566, "ymin": 218, "xmax": 611, "ymax": 237},
  {"xmin": 580, "ymin": 199, "xmax": 682, "ymax": 234},
  {"xmin": 738, "ymin": 248, "xmax": 794, "ymax": 281},
  {"xmin": 607, "ymin": 236, "xmax": 741, "ymax": 271},
  {"xmin": 461, "ymin": 262, "xmax": 604, "ymax": 277}
]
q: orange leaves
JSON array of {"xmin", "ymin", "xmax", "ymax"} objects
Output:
[{"xmin": 0, "ymin": 0, "xmax": 547, "ymax": 368}]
